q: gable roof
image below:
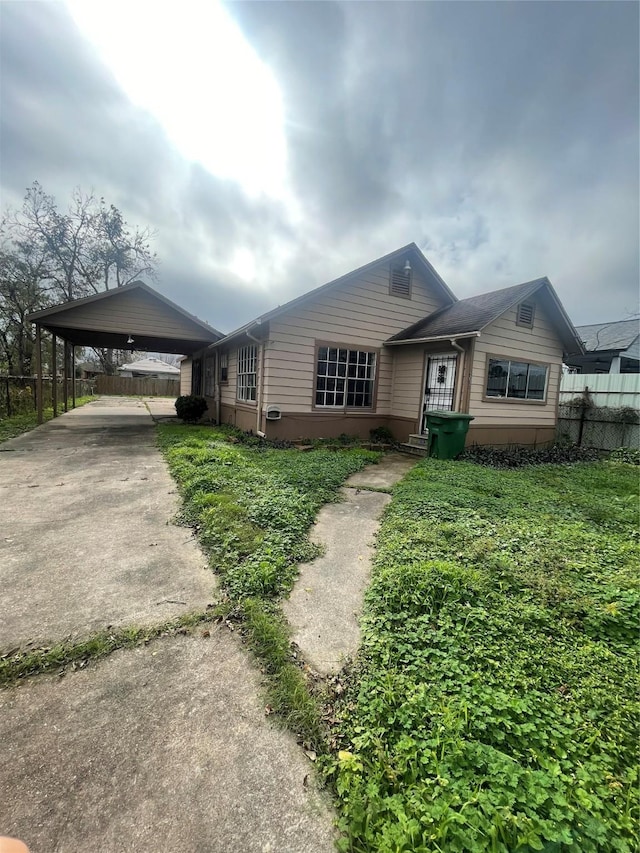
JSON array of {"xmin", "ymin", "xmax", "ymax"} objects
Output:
[
  {"xmin": 209, "ymin": 243, "xmax": 457, "ymax": 348},
  {"xmin": 387, "ymin": 277, "xmax": 584, "ymax": 354},
  {"xmin": 28, "ymin": 280, "xmax": 222, "ymax": 336},
  {"xmin": 117, "ymin": 357, "xmax": 180, "ymax": 375},
  {"xmin": 574, "ymin": 319, "xmax": 639, "ymax": 352},
  {"xmin": 27, "ymin": 280, "xmax": 223, "ymax": 354}
]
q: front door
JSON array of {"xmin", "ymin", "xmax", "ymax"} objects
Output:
[{"xmin": 422, "ymin": 354, "xmax": 457, "ymax": 432}]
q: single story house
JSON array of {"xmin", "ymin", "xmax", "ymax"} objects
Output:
[
  {"xmin": 118, "ymin": 356, "xmax": 180, "ymax": 380},
  {"xmin": 564, "ymin": 319, "xmax": 639, "ymax": 374},
  {"xmin": 181, "ymin": 243, "xmax": 584, "ymax": 447}
]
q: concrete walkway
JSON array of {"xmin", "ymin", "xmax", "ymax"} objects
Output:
[
  {"xmin": 283, "ymin": 453, "xmax": 417, "ymax": 674},
  {"xmin": 0, "ymin": 398, "xmax": 336, "ymax": 852},
  {"xmin": 0, "ymin": 397, "xmax": 212, "ymax": 651},
  {"xmin": 0, "ymin": 628, "xmax": 335, "ymax": 853}
]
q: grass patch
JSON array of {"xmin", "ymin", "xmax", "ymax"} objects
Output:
[
  {"xmin": 0, "ymin": 610, "xmax": 213, "ymax": 686},
  {"xmin": 326, "ymin": 458, "xmax": 639, "ymax": 853},
  {"xmin": 156, "ymin": 423, "xmax": 380, "ymax": 749},
  {"xmin": 0, "ymin": 396, "xmax": 95, "ymax": 444}
]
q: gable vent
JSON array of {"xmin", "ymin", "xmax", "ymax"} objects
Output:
[
  {"xmin": 390, "ymin": 265, "xmax": 412, "ymax": 298},
  {"xmin": 516, "ymin": 301, "xmax": 535, "ymax": 327}
]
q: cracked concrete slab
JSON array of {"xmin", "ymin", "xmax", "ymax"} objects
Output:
[
  {"xmin": 0, "ymin": 397, "xmax": 215, "ymax": 651},
  {"xmin": 0, "ymin": 628, "xmax": 336, "ymax": 853},
  {"xmin": 284, "ymin": 454, "xmax": 417, "ymax": 675}
]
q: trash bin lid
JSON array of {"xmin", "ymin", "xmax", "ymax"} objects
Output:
[{"xmin": 424, "ymin": 410, "xmax": 475, "ymax": 421}]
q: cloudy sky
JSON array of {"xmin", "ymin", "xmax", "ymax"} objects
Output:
[{"xmin": 1, "ymin": 1, "xmax": 638, "ymax": 332}]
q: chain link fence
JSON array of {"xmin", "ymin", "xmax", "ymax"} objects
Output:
[
  {"xmin": 0, "ymin": 376, "xmax": 96, "ymax": 418},
  {"xmin": 557, "ymin": 395, "xmax": 640, "ymax": 451}
]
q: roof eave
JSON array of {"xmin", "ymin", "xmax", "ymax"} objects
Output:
[{"xmin": 385, "ymin": 331, "xmax": 481, "ymax": 346}]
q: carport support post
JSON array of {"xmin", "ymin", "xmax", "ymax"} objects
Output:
[
  {"xmin": 71, "ymin": 345, "xmax": 76, "ymax": 409},
  {"xmin": 51, "ymin": 334, "xmax": 57, "ymax": 417},
  {"xmin": 35, "ymin": 324, "xmax": 43, "ymax": 425},
  {"xmin": 63, "ymin": 340, "xmax": 69, "ymax": 413}
]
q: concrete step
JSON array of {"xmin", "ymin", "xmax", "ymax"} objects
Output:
[
  {"xmin": 398, "ymin": 442, "xmax": 428, "ymax": 457},
  {"xmin": 408, "ymin": 433, "xmax": 429, "ymax": 448}
]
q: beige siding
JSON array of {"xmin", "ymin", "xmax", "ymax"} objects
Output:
[
  {"xmin": 469, "ymin": 298, "xmax": 564, "ymax": 426},
  {"xmin": 47, "ymin": 289, "xmax": 210, "ymax": 340},
  {"xmin": 390, "ymin": 346, "xmax": 425, "ymax": 421},
  {"xmin": 264, "ymin": 264, "xmax": 448, "ymax": 414},
  {"xmin": 219, "ymin": 349, "xmax": 237, "ymax": 406},
  {"xmin": 180, "ymin": 358, "xmax": 192, "ymax": 396}
]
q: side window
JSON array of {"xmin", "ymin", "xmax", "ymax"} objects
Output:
[{"xmin": 236, "ymin": 345, "xmax": 257, "ymax": 402}]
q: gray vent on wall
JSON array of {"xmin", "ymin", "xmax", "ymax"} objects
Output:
[{"xmin": 266, "ymin": 405, "xmax": 282, "ymax": 421}]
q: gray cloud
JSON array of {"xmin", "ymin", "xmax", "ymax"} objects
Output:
[{"xmin": 1, "ymin": 0, "xmax": 638, "ymax": 332}]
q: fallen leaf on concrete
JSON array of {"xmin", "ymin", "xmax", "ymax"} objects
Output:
[
  {"xmin": 303, "ymin": 774, "xmax": 309, "ymax": 787},
  {"xmin": 201, "ymin": 629, "xmax": 210, "ymax": 638},
  {"xmin": 265, "ymin": 705, "xmax": 274, "ymax": 716},
  {"xmin": 304, "ymin": 750, "xmax": 317, "ymax": 762}
]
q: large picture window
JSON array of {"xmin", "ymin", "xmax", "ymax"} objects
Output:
[
  {"xmin": 315, "ymin": 346, "xmax": 376, "ymax": 408},
  {"xmin": 486, "ymin": 358, "xmax": 548, "ymax": 401},
  {"xmin": 237, "ymin": 345, "xmax": 257, "ymax": 402}
]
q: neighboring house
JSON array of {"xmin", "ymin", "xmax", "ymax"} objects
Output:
[
  {"xmin": 564, "ymin": 320, "xmax": 639, "ymax": 374},
  {"xmin": 118, "ymin": 356, "xmax": 180, "ymax": 380},
  {"xmin": 77, "ymin": 361, "xmax": 103, "ymax": 379},
  {"xmin": 182, "ymin": 244, "xmax": 584, "ymax": 447}
]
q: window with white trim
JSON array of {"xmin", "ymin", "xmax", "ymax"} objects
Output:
[
  {"xmin": 486, "ymin": 358, "xmax": 548, "ymax": 401},
  {"xmin": 236, "ymin": 345, "xmax": 257, "ymax": 402},
  {"xmin": 315, "ymin": 346, "xmax": 376, "ymax": 408}
]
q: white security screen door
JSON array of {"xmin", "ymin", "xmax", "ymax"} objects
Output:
[{"xmin": 422, "ymin": 354, "xmax": 457, "ymax": 432}]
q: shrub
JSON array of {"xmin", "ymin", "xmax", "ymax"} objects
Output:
[
  {"xmin": 460, "ymin": 443, "xmax": 600, "ymax": 468},
  {"xmin": 610, "ymin": 446, "xmax": 640, "ymax": 465},
  {"xmin": 174, "ymin": 395, "xmax": 208, "ymax": 423},
  {"xmin": 369, "ymin": 426, "xmax": 395, "ymax": 444}
]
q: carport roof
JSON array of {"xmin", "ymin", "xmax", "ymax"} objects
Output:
[{"xmin": 27, "ymin": 281, "xmax": 223, "ymax": 355}]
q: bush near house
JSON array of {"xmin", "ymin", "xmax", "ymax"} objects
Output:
[
  {"xmin": 174, "ymin": 394, "xmax": 208, "ymax": 423},
  {"xmin": 328, "ymin": 459, "xmax": 639, "ymax": 853}
]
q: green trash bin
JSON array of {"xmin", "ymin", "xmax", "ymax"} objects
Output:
[{"xmin": 424, "ymin": 411, "xmax": 475, "ymax": 460}]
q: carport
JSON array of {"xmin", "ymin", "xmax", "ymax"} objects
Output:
[{"xmin": 27, "ymin": 281, "xmax": 222, "ymax": 422}]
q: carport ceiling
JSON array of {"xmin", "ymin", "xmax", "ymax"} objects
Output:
[{"xmin": 27, "ymin": 281, "xmax": 223, "ymax": 355}]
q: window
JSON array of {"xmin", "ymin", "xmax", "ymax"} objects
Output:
[
  {"xmin": 219, "ymin": 351, "xmax": 228, "ymax": 384},
  {"xmin": 389, "ymin": 264, "xmax": 412, "ymax": 298},
  {"xmin": 204, "ymin": 355, "xmax": 216, "ymax": 396},
  {"xmin": 516, "ymin": 301, "xmax": 535, "ymax": 327},
  {"xmin": 315, "ymin": 346, "xmax": 376, "ymax": 408},
  {"xmin": 237, "ymin": 345, "xmax": 257, "ymax": 402},
  {"xmin": 486, "ymin": 358, "xmax": 548, "ymax": 401}
]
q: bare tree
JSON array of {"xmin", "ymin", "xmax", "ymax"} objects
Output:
[{"xmin": 0, "ymin": 182, "xmax": 159, "ymax": 375}]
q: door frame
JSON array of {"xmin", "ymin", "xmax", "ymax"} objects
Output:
[{"xmin": 420, "ymin": 351, "xmax": 459, "ymax": 433}]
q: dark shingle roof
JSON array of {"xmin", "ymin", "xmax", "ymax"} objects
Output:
[
  {"xmin": 388, "ymin": 279, "xmax": 547, "ymax": 342},
  {"xmin": 574, "ymin": 320, "xmax": 640, "ymax": 352}
]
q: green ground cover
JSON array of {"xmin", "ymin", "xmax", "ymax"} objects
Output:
[
  {"xmin": 328, "ymin": 459, "xmax": 639, "ymax": 852},
  {"xmin": 157, "ymin": 423, "xmax": 380, "ymax": 744},
  {"xmin": 0, "ymin": 396, "xmax": 95, "ymax": 443}
]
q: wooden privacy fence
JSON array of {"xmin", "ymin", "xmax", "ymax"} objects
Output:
[
  {"xmin": 95, "ymin": 374, "xmax": 179, "ymax": 397},
  {"xmin": 1, "ymin": 376, "xmax": 96, "ymax": 418}
]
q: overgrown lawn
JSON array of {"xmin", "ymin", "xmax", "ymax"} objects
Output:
[
  {"xmin": 329, "ymin": 459, "xmax": 639, "ymax": 853},
  {"xmin": 157, "ymin": 423, "xmax": 380, "ymax": 747}
]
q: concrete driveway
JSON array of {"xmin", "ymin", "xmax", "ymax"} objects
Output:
[
  {"xmin": 0, "ymin": 397, "xmax": 214, "ymax": 651},
  {"xmin": 0, "ymin": 398, "xmax": 336, "ymax": 852}
]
